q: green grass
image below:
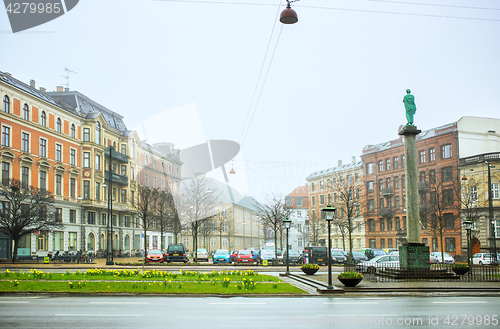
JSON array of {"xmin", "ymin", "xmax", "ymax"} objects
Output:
[
  {"xmin": 0, "ymin": 269, "xmax": 304, "ymax": 295},
  {"xmin": 0, "ymin": 279, "xmax": 304, "ymax": 295}
]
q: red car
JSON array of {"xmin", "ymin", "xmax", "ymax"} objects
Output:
[
  {"xmin": 232, "ymin": 250, "xmax": 256, "ymax": 265},
  {"xmin": 146, "ymin": 249, "xmax": 164, "ymax": 263}
]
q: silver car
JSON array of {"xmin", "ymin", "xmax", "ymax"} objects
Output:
[
  {"xmin": 429, "ymin": 251, "xmax": 455, "ymax": 264},
  {"xmin": 355, "ymin": 255, "xmax": 400, "ymax": 273}
]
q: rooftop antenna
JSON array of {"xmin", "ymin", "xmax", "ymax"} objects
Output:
[{"xmin": 61, "ymin": 67, "xmax": 77, "ymax": 90}]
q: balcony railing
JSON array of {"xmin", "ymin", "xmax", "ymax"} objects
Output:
[
  {"xmin": 104, "ymin": 170, "xmax": 128, "ymax": 185},
  {"xmin": 418, "ymin": 181, "xmax": 428, "ymax": 191},
  {"xmin": 105, "ymin": 147, "xmax": 129, "ymax": 163},
  {"xmin": 379, "ymin": 207, "xmax": 394, "ymax": 217},
  {"xmin": 420, "ymin": 204, "xmax": 430, "ymax": 214},
  {"xmin": 381, "ymin": 188, "xmax": 393, "ymax": 197}
]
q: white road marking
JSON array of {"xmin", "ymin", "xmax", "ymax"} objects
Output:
[
  {"xmin": 0, "ymin": 301, "xmax": 29, "ymax": 304},
  {"xmin": 55, "ymin": 314, "xmax": 143, "ymax": 317},
  {"xmin": 319, "ymin": 314, "xmax": 399, "ymax": 317},
  {"xmin": 89, "ymin": 302, "xmax": 149, "ymax": 304},
  {"xmin": 208, "ymin": 303, "xmax": 267, "ymax": 305},
  {"xmin": 324, "ymin": 302, "xmax": 379, "ymax": 304},
  {"xmin": 432, "ymin": 301, "xmax": 487, "ymax": 304}
]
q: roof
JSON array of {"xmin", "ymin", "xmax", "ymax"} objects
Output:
[
  {"xmin": 286, "ymin": 185, "xmax": 309, "ymax": 198},
  {"xmin": 306, "ymin": 161, "xmax": 363, "ymax": 180},
  {"xmin": 361, "ymin": 122, "xmax": 457, "ymax": 156},
  {"xmin": 47, "ymin": 90, "xmax": 129, "ymax": 132},
  {"xmin": 0, "ymin": 71, "xmax": 77, "ymax": 115}
]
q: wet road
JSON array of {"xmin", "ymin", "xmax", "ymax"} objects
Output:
[{"xmin": 1, "ymin": 295, "xmax": 499, "ymax": 328}]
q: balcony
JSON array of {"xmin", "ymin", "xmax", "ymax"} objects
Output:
[
  {"xmin": 105, "ymin": 147, "xmax": 129, "ymax": 163},
  {"xmin": 105, "ymin": 170, "xmax": 128, "ymax": 185},
  {"xmin": 420, "ymin": 204, "xmax": 429, "ymax": 214},
  {"xmin": 379, "ymin": 207, "xmax": 394, "ymax": 217},
  {"xmin": 381, "ymin": 188, "xmax": 393, "ymax": 197}
]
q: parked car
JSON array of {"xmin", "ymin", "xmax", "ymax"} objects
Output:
[
  {"xmin": 388, "ymin": 250, "xmax": 399, "ymax": 256},
  {"xmin": 355, "ymin": 255, "xmax": 400, "ymax": 273},
  {"xmin": 212, "ymin": 249, "xmax": 232, "ymax": 264},
  {"xmin": 165, "ymin": 244, "xmax": 189, "ymax": 263},
  {"xmin": 233, "ymin": 250, "xmax": 256, "ymax": 265},
  {"xmin": 472, "ymin": 253, "xmax": 498, "ymax": 265},
  {"xmin": 363, "ymin": 248, "xmax": 387, "ymax": 260},
  {"xmin": 145, "ymin": 249, "xmax": 164, "ymax": 263},
  {"xmin": 331, "ymin": 249, "xmax": 347, "ymax": 264},
  {"xmin": 303, "ymin": 246, "xmax": 328, "ymax": 265},
  {"xmin": 257, "ymin": 249, "xmax": 276, "ymax": 265},
  {"xmin": 195, "ymin": 248, "xmax": 209, "ymax": 262},
  {"xmin": 277, "ymin": 249, "xmax": 302, "ymax": 264},
  {"xmin": 429, "ymin": 251, "xmax": 455, "ymax": 264},
  {"xmin": 346, "ymin": 251, "xmax": 369, "ymax": 264}
]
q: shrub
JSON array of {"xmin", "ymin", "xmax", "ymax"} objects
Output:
[
  {"xmin": 301, "ymin": 263, "xmax": 320, "ymax": 270},
  {"xmin": 337, "ymin": 271, "xmax": 363, "ymax": 280}
]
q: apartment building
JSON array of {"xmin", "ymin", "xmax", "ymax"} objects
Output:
[{"xmin": 285, "ymin": 185, "xmax": 310, "ymax": 250}]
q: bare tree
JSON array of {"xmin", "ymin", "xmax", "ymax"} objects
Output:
[
  {"xmin": 133, "ymin": 185, "xmax": 158, "ymax": 264},
  {"xmin": 0, "ymin": 179, "xmax": 61, "ymax": 263},
  {"xmin": 255, "ymin": 193, "xmax": 293, "ymax": 257},
  {"xmin": 213, "ymin": 208, "xmax": 233, "ymax": 249},
  {"xmin": 156, "ymin": 190, "xmax": 177, "ymax": 250},
  {"xmin": 307, "ymin": 212, "xmax": 322, "ymax": 246},
  {"xmin": 180, "ymin": 176, "xmax": 219, "ymax": 262}
]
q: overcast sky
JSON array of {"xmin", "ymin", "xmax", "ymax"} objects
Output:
[{"xmin": 2, "ymin": 0, "xmax": 499, "ymax": 201}]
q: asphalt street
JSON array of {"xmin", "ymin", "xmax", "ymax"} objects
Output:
[{"xmin": 0, "ymin": 295, "xmax": 499, "ymax": 329}]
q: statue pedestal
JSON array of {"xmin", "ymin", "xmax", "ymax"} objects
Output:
[{"xmin": 399, "ymin": 243, "xmax": 430, "ymax": 269}]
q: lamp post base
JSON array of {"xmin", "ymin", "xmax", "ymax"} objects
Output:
[{"xmin": 106, "ymin": 260, "xmax": 114, "ymax": 266}]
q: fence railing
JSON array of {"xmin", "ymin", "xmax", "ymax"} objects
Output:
[{"xmin": 344, "ymin": 263, "xmax": 500, "ymax": 282}]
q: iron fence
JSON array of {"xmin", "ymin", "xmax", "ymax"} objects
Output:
[{"xmin": 343, "ymin": 263, "xmax": 500, "ymax": 282}]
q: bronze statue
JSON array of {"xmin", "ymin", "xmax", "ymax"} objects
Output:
[{"xmin": 403, "ymin": 89, "xmax": 416, "ymax": 125}]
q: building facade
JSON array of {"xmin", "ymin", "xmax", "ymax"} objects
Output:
[{"xmin": 285, "ymin": 185, "xmax": 310, "ymax": 250}]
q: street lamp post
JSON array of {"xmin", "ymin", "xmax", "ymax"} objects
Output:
[
  {"xmin": 105, "ymin": 146, "xmax": 114, "ymax": 266},
  {"xmin": 322, "ymin": 204, "xmax": 337, "ymax": 290},
  {"xmin": 283, "ymin": 217, "xmax": 292, "ymax": 275},
  {"xmin": 487, "ymin": 161, "xmax": 498, "ymax": 265},
  {"xmin": 463, "ymin": 220, "xmax": 473, "ymax": 267}
]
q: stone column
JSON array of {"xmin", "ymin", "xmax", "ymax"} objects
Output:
[{"xmin": 399, "ymin": 125, "xmax": 421, "ymax": 243}]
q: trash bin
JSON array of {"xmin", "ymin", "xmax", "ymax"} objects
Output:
[
  {"xmin": 43, "ymin": 256, "xmax": 50, "ymax": 264},
  {"xmin": 262, "ymin": 259, "xmax": 268, "ymax": 266}
]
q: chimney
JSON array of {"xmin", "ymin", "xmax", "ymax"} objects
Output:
[
  {"xmin": 64, "ymin": 88, "xmax": 69, "ymax": 91},
  {"xmin": 56, "ymin": 86, "xmax": 64, "ymax": 92},
  {"xmin": 5, "ymin": 72, "xmax": 12, "ymax": 77},
  {"xmin": 352, "ymin": 156, "xmax": 356, "ymax": 163},
  {"xmin": 30, "ymin": 80, "xmax": 36, "ymax": 88},
  {"xmin": 338, "ymin": 160, "xmax": 342, "ymax": 167},
  {"xmin": 39, "ymin": 87, "xmax": 46, "ymax": 93}
]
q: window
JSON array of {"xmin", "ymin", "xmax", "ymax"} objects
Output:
[
  {"xmin": 95, "ymin": 122, "xmax": 100, "ymax": 145},
  {"xmin": 380, "ymin": 239, "xmax": 385, "ymax": 249},
  {"xmin": 380, "ymin": 218, "xmax": 385, "ymax": 231},
  {"xmin": 419, "ymin": 171, "xmax": 426, "ymax": 183},
  {"xmin": 3, "ymin": 95, "xmax": 9, "ymax": 113},
  {"xmin": 422, "ymin": 238, "xmax": 428, "ymax": 246},
  {"xmin": 442, "ymin": 144, "xmax": 452, "ymax": 159},
  {"xmin": 39, "ymin": 170, "xmax": 46, "ymax": 190},
  {"xmin": 444, "ymin": 213, "xmax": 454, "ymax": 228},
  {"xmin": 378, "ymin": 160, "xmax": 383, "ymax": 172},
  {"xmin": 53, "ymin": 232, "xmax": 64, "ymax": 250},
  {"xmin": 388, "ymin": 238, "xmax": 393, "ymax": 249},
  {"xmin": 311, "ymin": 196, "xmax": 315, "ymax": 206},
  {"xmin": 296, "ymin": 197, "xmax": 303, "ymax": 206},
  {"xmin": 368, "ymin": 181, "xmax": 374, "ymax": 193},
  {"xmin": 183, "ymin": 237, "xmax": 189, "ymax": 246},
  {"xmin": 56, "ymin": 118, "xmax": 61, "ymax": 133},
  {"xmin": 419, "ymin": 150, "xmax": 426, "ymax": 164},
  {"xmin": 121, "ymin": 144, "xmax": 126, "ymax": 155},
  {"xmin": 394, "ymin": 156, "xmax": 399, "ymax": 169},
  {"xmin": 379, "ymin": 179, "xmax": 384, "ymax": 191},
  {"xmin": 402, "ymin": 155, "xmax": 405, "ymax": 168},
  {"xmin": 327, "ymin": 194, "xmax": 331, "ymax": 205},
  {"xmin": 144, "ymin": 154, "xmax": 149, "ymax": 166},
  {"xmin": 55, "ymin": 208, "xmax": 62, "ymax": 222},
  {"xmin": 125, "ymin": 216, "xmax": 131, "ymax": 227},
  {"xmin": 320, "ymin": 180, "xmax": 324, "ymax": 189},
  {"xmin": 95, "ymin": 182, "xmax": 100, "ymax": 200},
  {"xmin": 55, "ymin": 144, "xmax": 62, "ymax": 162},
  {"xmin": 130, "ymin": 167, "xmax": 134, "ymax": 180},
  {"xmin": 355, "ymin": 173, "xmax": 359, "ymax": 183},
  {"xmin": 367, "ymin": 163, "xmax": 374, "ymax": 175},
  {"xmin": 395, "ymin": 196, "xmax": 400, "ymax": 209},
  {"xmin": 311, "ymin": 183, "xmax": 315, "ymax": 191},
  {"xmin": 320, "ymin": 194, "xmax": 325, "ymax": 205},
  {"xmin": 131, "ymin": 191, "xmax": 134, "ymax": 205},
  {"xmin": 37, "ymin": 231, "xmax": 48, "ymax": 251},
  {"xmin": 55, "ymin": 174, "xmax": 62, "ymax": 195},
  {"xmin": 23, "ymin": 103, "xmax": 29, "ymax": 120},
  {"xmin": 130, "ymin": 139, "xmax": 135, "ymax": 158},
  {"xmin": 369, "ymin": 239, "xmax": 376, "ymax": 248},
  {"xmin": 41, "ymin": 111, "xmax": 46, "ymax": 127},
  {"xmin": 88, "ymin": 212, "xmax": 96, "ymax": 225},
  {"xmin": 496, "ymin": 220, "xmax": 500, "ymax": 238},
  {"xmin": 394, "ymin": 177, "xmax": 399, "ymax": 189},
  {"xmin": 470, "ymin": 186, "xmax": 478, "ymax": 201},
  {"xmin": 153, "ymin": 159, "xmax": 157, "ymax": 170},
  {"xmin": 68, "ymin": 232, "xmax": 77, "ymax": 251},
  {"xmin": 21, "ymin": 132, "xmax": 29, "ymax": 152},
  {"xmin": 387, "ymin": 218, "xmax": 392, "ymax": 231},
  {"xmin": 402, "ymin": 174, "xmax": 406, "ymax": 189},
  {"xmin": 1, "ymin": 126, "xmax": 10, "ymax": 146},
  {"xmin": 368, "ymin": 199, "xmax": 375, "ymax": 212},
  {"xmin": 39, "ymin": 138, "xmax": 47, "ymax": 157},
  {"xmin": 83, "ymin": 128, "xmax": 90, "ymax": 142},
  {"xmin": 442, "ymin": 167, "xmax": 453, "ymax": 182},
  {"xmin": 121, "ymin": 189, "xmax": 127, "ymax": 203},
  {"xmin": 379, "ymin": 198, "xmax": 385, "ymax": 209},
  {"xmin": 21, "ymin": 166, "xmax": 29, "ymax": 188},
  {"xmin": 445, "ymin": 238, "xmax": 455, "ymax": 252},
  {"xmin": 71, "ymin": 124, "xmax": 75, "ymax": 138},
  {"xmin": 153, "ymin": 177, "xmax": 157, "ymax": 188},
  {"xmin": 83, "ymin": 152, "xmax": 90, "ymax": 168},
  {"xmin": 492, "ymin": 183, "xmax": 499, "ymax": 199},
  {"xmin": 395, "ymin": 217, "xmax": 400, "ymax": 230},
  {"xmin": 70, "ymin": 178, "xmax": 76, "ymax": 198},
  {"xmin": 84, "ymin": 180, "xmax": 90, "ymax": 199},
  {"xmin": 429, "ymin": 148, "xmax": 435, "ymax": 161},
  {"xmin": 70, "ymin": 149, "xmax": 76, "ymax": 166},
  {"xmin": 386, "ymin": 158, "xmax": 391, "ymax": 171},
  {"xmin": 429, "ymin": 169, "xmax": 436, "ymax": 184},
  {"xmin": 121, "ymin": 164, "xmax": 126, "ymax": 176}
]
